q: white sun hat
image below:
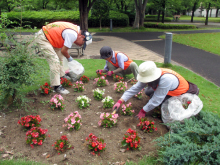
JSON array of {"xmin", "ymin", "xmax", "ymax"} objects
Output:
[{"xmin": 137, "ymin": 61, "xmax": 162, "ymax": 83}]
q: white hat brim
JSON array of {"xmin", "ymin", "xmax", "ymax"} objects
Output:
[{"xmin": 137, "ymin": 68, "xmax": 162, "ymax": 83}]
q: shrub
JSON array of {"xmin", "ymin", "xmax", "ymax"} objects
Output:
[
  {"xmin": 18, "ymin": 115, "xmax": 41, "ymax": 129},
  {"xmin": 63, "ymin": 111, "xmax": 82, "ymax": 131},
  {"xmin": 144, "ymin": 22, "xmax": 196, "ymax": 29},
  {"xmin": 98, "ymin": 112, "xmax": 118, "ymax": 128},
  {"xmin": 40, "ymin": 82, "xmax": 52, "ymax": 95},
  {"xmin": 137, "ymin": 118, "xmax": 157, "ymax": 133},
  {"xmin": 155, "ymin": 111, "xmax": 220, "ymax": 165},
  {"xmin": 86, "ymin": 133, "xmax": 106, "ymax": 155},
  {"xmin": 53, "ymin": 135, "xmax": 73, "ymax": 154},
  {"xmin": 80, "ymin": 75, "xmax": 90, "ymax": 83},
  {"xmin": 121, "ymin": 128, "xmax": 141, "ymax": 150},
  {"xmin": 50, "ymin": 94, "xmax": 65, "ymax": 111},
  {"xmin": 60, "ymin": 78, "xmax": 72, "ymax": 87}
]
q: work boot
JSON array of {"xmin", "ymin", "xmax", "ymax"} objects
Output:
[{"xmin": 54, "ymin": 85, "xmax": 69, "ymax": 94}]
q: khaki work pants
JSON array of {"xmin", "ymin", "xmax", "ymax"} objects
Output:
[{"xmin": 36, "ymin": 30, "xmax": 65, "ymax": 86}]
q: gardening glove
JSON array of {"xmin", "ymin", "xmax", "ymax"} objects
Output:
[
  {"xmin": 136, "ymin": 109, "xmax": 146, "ymax": 119},
  {"xmin": 67, "ymin": 56, "xmax": 73, "ymax": 62},
  {"xmin": 96, "ymin": 69, "xmax": 103, "ymax": 73},
  {"xmin": 107, "ymin": 71, "xmax": 114, "ymax": 76},
  {"xmin": 112, "ymin": 100, "xmax": 122, "ymax": 112}
]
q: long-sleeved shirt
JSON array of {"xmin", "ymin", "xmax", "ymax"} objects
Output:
[
  {"xmin": 121, "ymin": 73, "xmax": 179, "ymax": 112},
  {"xmin": 104, "ymin": 51, "xmax": 128, "ymax": 71}
]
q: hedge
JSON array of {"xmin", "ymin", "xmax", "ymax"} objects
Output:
[
  {"xmin": 6, "ymin": 10, "xmax": 129, "ymax": 28},
  {"xmin": 145, "ymin": 15, "xmax": 172, "ymax": 22},
  {"xmin": 144, "ymin": 22, "xmax": 197, "ymax": 29}
]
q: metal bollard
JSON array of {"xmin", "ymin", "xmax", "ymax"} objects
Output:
[
  {"xmin": 110, "ymin": 19, "xmax": 112, "ymax": 31},
  {"xmin": 164, "ymin": 33, "xmax": 173, "ymax": 64}
]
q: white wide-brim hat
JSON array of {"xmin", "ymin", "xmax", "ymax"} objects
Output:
[{"xmin": 137, "ymin": 61, "xmax": 162, "ymax": 83}]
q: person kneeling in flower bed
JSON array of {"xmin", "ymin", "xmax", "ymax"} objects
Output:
[
  {"xmin": 76, "ymin": 95, "xmax": 91, "ymax": 109},
  {"xmin": 52, "ymin": 135, "xmax": 73, "ymax": 154},
  {"xmin": 26, "ymin": 127, "xmax": 48, "ymax": 148},
  {"xmin": 93, "ymin": 76, "xmax": 109, "ymax": 87},
  {"xmin": 60, "ymin": 77, "xmax": 73, "ymax": 87},
  {"xmin": 102, "ymin": 96, "xmax": 114, "ymax": 108},
  {"xmin": 96, "ymin": 46, "xmax": 138, "ymax": 80},
  {"xmin": 18, "ymin": 115, "xmax": 41, "ymax": 129},
  {"xmin": 113, "ymin": 61, "xmax": 199, "ymax": 121},
  {"xmin": 137, "ymin": 118, "xmax": 158, "ymax": 133},
  {"xmin": 86, "ymin": 133, "xmax": 106, "ymax": 155},
  {"xmin": 121, "ymin": 128, "xmax": 141, "ymax": 150},
  {"xmin": 120, "ymin": 102, "xmax": 135, "ymax": 116},
  {"xmin": 50, "ymin": 94, "xmax": 65, "ymax": 111},
  {"xmin": 63, "ymin": 111, "xmax": 82, "ymax": 131},
  {"xmin": 98, "ymin": 112, "xmax": 118, "ymax": 128}
]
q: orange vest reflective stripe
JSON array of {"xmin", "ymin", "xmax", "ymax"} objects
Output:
[
  {"xmin": 108, "ymin": 51, "xmax": 133, "ymax": 70},
  {"xmin": 42, "ymin": 22, "xmax": 79, "ymax": 48},
  {"xmin": 160, "ymin": 68, "xmax": 189, "ymax": 96}
]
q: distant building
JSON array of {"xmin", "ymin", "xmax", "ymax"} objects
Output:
[{"xmin": 187, "ymin": 7, "xmax": 219, "ymax": 17}]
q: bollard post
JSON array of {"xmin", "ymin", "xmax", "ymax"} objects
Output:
[
  {"xmin": 110, "ymin": 19, "xmax": 112, "ymax": 31},
  {"xmin": 164, "ymin": 33, "xmax": 173, "ymax": 64}
]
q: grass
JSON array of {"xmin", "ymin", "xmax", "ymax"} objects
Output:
[{"xmin": 160, "ymin": 32, "xmax": 220, "ymax": 56}]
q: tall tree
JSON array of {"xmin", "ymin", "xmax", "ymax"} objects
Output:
[
  {"xmin": 190, "ymin": 0, "xmax": 201, "ymax": 22},
  {"xmin": 79, "ymin": 0, "xmax": 97, "ymax": 31},
  {"xmin": 203, "ymin": 0, "xmax": 213, "ymax": 25},
  {"xmin": 133, "ymin": 0, "xmax": 148, "ymax": 28}
]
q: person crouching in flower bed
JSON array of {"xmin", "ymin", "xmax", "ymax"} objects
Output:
[
  {"xmin": 96, "ymin": 46, "xmax": 138, "ymax": 80},
  {"xmin": 112, "ymin": 61, "xmax": 199, "ymax": 119}
]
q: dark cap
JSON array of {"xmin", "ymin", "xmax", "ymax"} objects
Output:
[{"xmin": 100, "ymin": 46, "xmax": 113, "ymax": 59}]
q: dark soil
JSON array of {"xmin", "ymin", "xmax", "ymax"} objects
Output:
[{"xmin": 0, "ymin": 77, "xmax": 169, "ymax": 165}]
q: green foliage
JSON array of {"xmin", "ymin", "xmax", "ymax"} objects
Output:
[
  {"xmin": 144, "ymin": 22, "xmax": 197, "ymax": 29},
  {"xmin": 145, "ymin": 15, "xmax": 172, "ymax": 22},
  {"xmin": 155, "ymin": 111, "xmax": 220, "ymax": 165},
  {"xmin": 0, "ymin": 39, "xmax": 39, "ymax": 108}
]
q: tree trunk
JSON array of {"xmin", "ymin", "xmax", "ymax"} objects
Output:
[
  {"xmin": 99, "ymin": 17, "xmax": 102, "ymax": 30},
  {"xmin": 161, "ymin": 0, "xmax": 165, "ymax": 23},
  {"xmin": 79, "ymin": 0, "xmax": 97, "ymax": 31},
  {"xmin": 191, "ymin": 2, "xmax": 197, "ymax": 23},
  {"xmin": 205, "ymin": 3, "xmax": 211, "ymax": 25},
  {"xmin": 133, "ymin": 0, "xmax": 148, "ymax": 28},
  {"xmin": 216, "ymin": 8, "xmax": 219, "ymax": 17},
  {"xmin": 157, "ymin": 10, "xmax": 161, "ymax": 22}
]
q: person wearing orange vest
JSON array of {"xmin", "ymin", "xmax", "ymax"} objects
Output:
[
  {"xmin": 36, "ymin": 21, "xmax": 92, "ymax": 94},
  {"xmin": 112, "ymin": 61, "xmax": 199, "ymax": 118},
  {"xmin": 96, "ymin": 46, "xmax": 138, "ymax": 79}
]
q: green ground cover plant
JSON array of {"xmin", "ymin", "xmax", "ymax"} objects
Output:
[{"xmin": 161, "ymin": 32, "xmax": 220, "ymax": 56}]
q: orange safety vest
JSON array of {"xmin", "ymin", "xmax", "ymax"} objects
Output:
[
  {"xmin": 108, "ymin": 51, "xmax": 133, "ymax": 70},
  {"xmin": 152, "ymin": 68, "xmax": 189, "ymax": 96},
  {"xmin": 42, "ymin": 22, "xmax": 79, "ymax": 48}
]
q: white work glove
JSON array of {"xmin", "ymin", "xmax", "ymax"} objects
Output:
[{"xmin": 67, "ymin": 56, "xmax": 73, "ymax": 62}]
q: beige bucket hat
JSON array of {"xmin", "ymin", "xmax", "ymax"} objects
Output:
[{"xmin": 137, "ymin": 61, "xmax": 162, "ymax": 83}]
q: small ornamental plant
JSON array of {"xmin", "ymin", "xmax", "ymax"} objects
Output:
[
  {"xmin": 60, "ymin": 78, "xmax": 73, "ymax": 87},
  {"xmin": 73, "ymin": 81, "xmax": 84, "ymax": 92},
  {"xmin": 152, "ymin": 106, "xmax": 161, "ymax": 118},
  {"xmin": 114, "ymin": 82, "xmax": 127, "ymax": 93},
  {"xmin": 76, "ymin": 95, "xmax": 91, "ymax": 109},
  {"xmin": 134, "ymin": 88, "xmax": 145, "ymax": 99},
  {"xmin": 113, "ymin": 74, "xmax": 124, "ymax": 82},
  {"xmin": 120, "ymin": 102, "xmax": 135, "ymax": 116},
  {"xmin": 50, "ymin": 94, "xmax": 64, "ymax": 111},
  {"xmin": 18, "ymin": 115, "xmax": 41, "ymax": 129},
  {"xmin": 130, "ymin": 79, "xmax": 138, "ymax": 85},
  {"xmin": 94, "ymin": 76, "xmax": 109, "ymax": 87},
  {"xmin": 137, "ymin": 118, "xmax": 158, "ymax": 133},
  {"xmin": 80, "ymin": 75, "xmax": 90, "ymax": 83},
  {"xmin": 93, "ymin": 88, "xmax": 105, "ymax": 101},
  {"xmin": 86, "ymin": 133, "xmax": 106, "ymax": 156},
  {"xmin": 40, "ymin": 82, "xmax": 52, "ymax": 95},
  {"xmin": 183, "ymin": 101, "xmax": 191, "ymax": 109},
  {"xmin": 102, "ymin": 96, "xmax": 114, "ymax": 108},
  {"xmin": 121, "ymin": 128, "xmax": 141, "ymax": 150},
  {"xmin": 97, "ymin": 72, "xmax": 106, "ymax": 78},
  {"xmin": 26, "ymin": 127, "xmax": 48, "ymax": 148},
  {"xmin": 98, "ymin": 112, "xmax": 119, "ymax": 128},
  {"xmin": 63, "ymin": 111, "xmax": 82, "ymax": 131},
  {"xmin": 52, "ymin": 135, "xmax": 73, "ymax": 154}
]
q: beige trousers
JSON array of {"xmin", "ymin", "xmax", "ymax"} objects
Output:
[
  {"xmin": 36, "ymin": 30, "xmax": 65, "ymax": 86},
  {"xmin": 107, "ymin": 62, "xmax": 138, "ymax": 79}
]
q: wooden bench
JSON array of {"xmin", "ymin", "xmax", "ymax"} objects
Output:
[
  {"xmin": 69, "ymin": 45, "xmax": 84, "ymax": 58},
  {"xmin": 173, "ymin": 15, "xmax": 181, "ymax": 21}
]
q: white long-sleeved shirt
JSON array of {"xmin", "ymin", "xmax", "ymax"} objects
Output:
[
  {"xmin": 104, "ymin": 51, "xmax": 128, "ymax": 71},
  {"xmin": 121, "ymin": 74, "xmax": 179, "ymax": 112}
]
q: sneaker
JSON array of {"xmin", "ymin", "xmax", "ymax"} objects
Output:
[
  {"xmin": 61, "ymin": 74, "xmax": 71, "ymax": 81},
  {"xmin": 54, "ymin": 85, "xmax": 70, "ymax": 94}
]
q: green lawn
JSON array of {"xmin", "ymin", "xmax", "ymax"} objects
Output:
[{"xmin": 169, "ymin": 15, "xmax": 220, "ymax": 23}]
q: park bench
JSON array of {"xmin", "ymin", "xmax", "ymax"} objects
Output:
[
  {"xmin": 69, "ymin": 45, "xmax": 84, "ymax": 58},
  {"xmin": 173, "ymin": 15, "xmax": 181, "ymax": 21}
]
